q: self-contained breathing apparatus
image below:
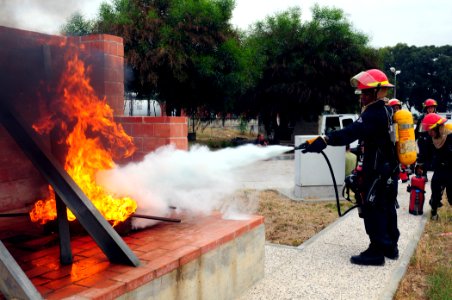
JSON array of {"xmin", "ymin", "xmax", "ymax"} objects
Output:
[{"xmin": 342, "ymin": 106, "xmax": 415, "ymax": 218}]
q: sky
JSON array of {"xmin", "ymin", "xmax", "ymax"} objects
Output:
[{"xmin": 1, "ymin": 0, "xmax": 451, "ymax": 48}]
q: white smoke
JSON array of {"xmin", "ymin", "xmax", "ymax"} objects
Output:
[
  {"xmin": 0, "ymin": 0, "xmax": 109, "ymax": 34},
  {"xmin": 96, "ymin": 144, "xmax": 292, "ymax": 229}
]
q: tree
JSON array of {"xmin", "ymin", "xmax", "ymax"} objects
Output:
[
  {"xmin": 60, "ymin": 12, "xmax": 95, "ymax": 36},
  {"xmin": 381, "ymin": 44, "xmax": 452, "ymax": 113},
  {"xmin": 96, "ymin": 0, "xmax": 255, "ymax": 118},
  {"xmin": 242, "ymin": 5, "xmax": 379, "ymax": 140}
]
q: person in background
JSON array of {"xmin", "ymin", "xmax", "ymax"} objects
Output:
[
  {"xmin": 387, "ymin": 98, "xmax": 402, "ymax": 113},
  {"xmin": 415, "ymin": 99, "xmax": 438, "ymax": 172},
  {"xmin": 300, "ymin": 69, "xmax": 400, "ymax": 266},
  {"xmin": 345, "ymin": 144, "xmax": 357, "ymax": 176},
  {"xmin": 417, "ymin": 113, "xmax": 452, "ymax": 220},
  {"xmin": 254, "ymin": 133, "xmax": 268, "ymax": 146}
]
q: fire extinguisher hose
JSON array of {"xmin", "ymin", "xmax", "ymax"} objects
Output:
[{"xmin": 320, "ymin": 150, "xmax": 357, "ymax": 217}]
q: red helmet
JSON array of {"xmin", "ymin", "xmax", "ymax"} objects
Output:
[
  {"xmin": 420, "ymin": 113, "xmax": 447, "ymax": 131},
  {"xmin": 423, "ymin": 98, "xmax": 437, "ymax": 108},
  {"xmin": 388, "ymin": 99, "xmax": 401, "ymax": 107},
  {"xmin": 350, "ymin": 69, "xmax": 394, "ymax": 91}
]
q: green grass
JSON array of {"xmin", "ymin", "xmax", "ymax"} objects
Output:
[{"xmin": 427, "ymin": 265, "xmax": 452, "ymax": 300}]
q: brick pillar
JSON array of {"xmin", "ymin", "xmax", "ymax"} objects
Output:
[
  {"xmin": 115, "ymin": 116, "xmax": 189, "ymax": 163},
  {"xmin": 69, "ymin": 34, "xmax": 125, "ymax": 115}
]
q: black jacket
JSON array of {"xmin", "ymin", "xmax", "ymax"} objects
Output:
[
  {"xmin": 326, "ymin": 100, "xmax": 398, "ymax": 181},
  {"xmin": 419, "ymin": 133, "xmax": 452, "ymax": 171}
]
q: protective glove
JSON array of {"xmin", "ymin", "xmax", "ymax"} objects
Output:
[{"xmin": 299, "ymin": 136, "xmax": 327, "ymax": 153}]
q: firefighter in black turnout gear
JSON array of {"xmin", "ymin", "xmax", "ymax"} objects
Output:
[
  {"xmin": 417, "ymin": 113, "xmax": 452, "ymax": 220},
  {"xmin": 415, "ymin": 99, "xmax": 438, "ymax": 172},
  {"xmin": 301, "ymin": 69, "xmax": 400, "ymax": 266}
]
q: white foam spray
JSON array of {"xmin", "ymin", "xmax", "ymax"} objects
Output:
[{"xmin": 96, "ymin": 144, "xmax": 292, "ymax": 229}]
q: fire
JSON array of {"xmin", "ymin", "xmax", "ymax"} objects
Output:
[{"xmin": 29, "ymin": 53, "xmax": 137, "ymax": 226}]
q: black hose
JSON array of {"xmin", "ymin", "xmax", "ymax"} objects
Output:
[{"xmin": 319, "ymin": 150, "xmax": 357, "ymax": 217}]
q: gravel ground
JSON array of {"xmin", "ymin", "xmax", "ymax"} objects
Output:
[{"xmin": 235, "ymin": 158, "xmax": 428, "ymax": 300}]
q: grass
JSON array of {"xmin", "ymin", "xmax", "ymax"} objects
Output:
[
  {"xmin": 191, "ymin": 127, "xmax": 256, "ymax": 149},
  {"xmin": 254, "ymin": 190, "xmax": 451, "ymax": 300},
  {"xmin": 257, "ymin": 190, "xmax": 354, "ymax": 246},
  {"xmin": 394, "ymin": 200, "xmax": 451, "ymax": 300},
  {"xmin": 199, "ymin": 127, "xmax": 451, "ymax": 299}
]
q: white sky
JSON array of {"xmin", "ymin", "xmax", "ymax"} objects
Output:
[{"xmin": 1, "ymin": 0, "xmax": 451, "ymax": 48}]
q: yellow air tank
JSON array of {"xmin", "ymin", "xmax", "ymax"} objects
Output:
[
  {"xmin": 445, "ymin": 122, "xmax": 452, "ymax": 131},
  {"xmin": 393, "ymin": 109, "xmax": 417, "ymax": 165}
]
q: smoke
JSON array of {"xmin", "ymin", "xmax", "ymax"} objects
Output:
[
  {"xmin": 96, "ymin": 144, "xmax": 292, "ymax": 229},
  {"xmin": 0, "ymin": 0, "xmax": 107, "ymax": 34}
]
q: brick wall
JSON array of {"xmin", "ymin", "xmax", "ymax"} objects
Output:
[
  {"xmin": 115, "ymin": 116, "xmax": 188, "ymax": 163},
  {"xmin": 0, "ymin": 26, "xmax": 188, "ymax": 212},
  {"xmin": 69, "ymin": 34, "xmax": 125, "ymax": 114}
]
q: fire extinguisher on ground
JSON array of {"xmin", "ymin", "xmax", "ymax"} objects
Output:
[{"xmin": 407, "ymin": 174, "xmax": 426, "ymax": 215}]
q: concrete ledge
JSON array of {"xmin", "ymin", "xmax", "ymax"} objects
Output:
[
  {"xmin": 294, "ymin": 184, "xmax": 343, "ymax": 201},
  {"xmin": 118, "ymin": 224, "xmax": 265, "ymax": 299}
]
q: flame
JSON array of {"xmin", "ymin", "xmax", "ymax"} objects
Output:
[{"xmin": 30, "ymin": 53, "xmax": 137, "ymax": 226}]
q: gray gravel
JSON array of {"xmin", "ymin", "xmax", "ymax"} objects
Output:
[{"xmin": 234, "ymin": 158, "xmax": 429, "ymax": 300}]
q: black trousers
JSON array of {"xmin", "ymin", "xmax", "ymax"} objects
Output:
[
  {"xmin": 430, "ymin": 167, "xmax": 452, "ymax": 209},
  {"xmin": 362, "ymin": 177, "xmax": 400, "ymax": 252}
]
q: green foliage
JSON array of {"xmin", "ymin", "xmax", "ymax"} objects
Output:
[
  {"xmin": 238, "ymin": 117, "xmax": 248, "ymax": 134},
  {"xmin": 195, "ymin": 139, "xmax": 233, "ymax": 149},
  {"xmin": 426, "ymin": 265, "xmax": 452, "ymax": 300},
  {"xmin": 381, "ymin": 44, "xmax": 452, "ymax": 112},
  {"xmin": 94, "ymin": 0, "xmax": 253, "ymax": 118},
  {"xmin": 242, "ymin": 5, "xmax": 378, "ymax": 139},
  {"xmin": 60, "ymin": 12, "xmax": 95, "ymax": 36}
]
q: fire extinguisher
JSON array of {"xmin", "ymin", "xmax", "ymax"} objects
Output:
[
  {"xmin": 399, "ymin": 164, "xmax": 409, "ymax": 183},
  {"xmin": 407, "ymin": 174, "xmax": 426, "ymax": 215},
  {"xmin": 393, "ymin": 109, "xmax": 417, "ymax": 166}
]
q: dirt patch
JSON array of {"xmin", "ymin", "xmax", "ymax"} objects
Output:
[
  {"xmin": 229, "ymin": 189, "xmax": 354, "ymax": 247},
  {"xmin": 394, "ymin": 200, "xmax": 452, "ymax": 300}
]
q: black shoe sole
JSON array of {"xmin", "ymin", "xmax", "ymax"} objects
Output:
[{"xmin": 350, "ymin": 257, "xmax": 385, "ymax": 266}]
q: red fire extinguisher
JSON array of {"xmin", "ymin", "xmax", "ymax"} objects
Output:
[
  {"xmin": 399, "ymin": 164, "xmax": 409, "ymax": 183},
  {"xmin": 407, "ymin": 175, "xmax": 426, "ymax": 215}
]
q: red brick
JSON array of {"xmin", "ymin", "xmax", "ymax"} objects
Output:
[
  {"xmin": 118, "ymin": 45, "xmax": 124, "ymax": 57},
  {"xmin": 102, "ymin": 34, "xmax": 123, "ymax": 43},
  {"xmin": 153, "ymin": 124, "xmax": 172, "ymax": 138},
  {"xmin": 234, "ymin": 223, "xmax": 251, "ymax": 238},
  {"xmin": 167, "ymin": 245, "xmax": 202, "ymax": 265},
  {"xmin": 139, "ymin": 248, "xmax": 169, "ymax": 261},
  {"xmin": 145, "ymin": 255, "xmax": 179, "ymax": 278},
  {"xmin": 248, "ymin": 215, "xmax": 264, "ymax": 230},
  {"xmin": 135, "ymin": 239, "xmax": 169, "ymax": 252},
  {"xmin": 35, "ymin": 284, "xmax": 54, "ymax": 297},
  {"xmin": 75, "ymin": 271, "xmax": 122, "ymax": 288},
  {"xmin": 45, "ymin": 284, "xmax": 88, "ymax": 300},
  {"xmin": 76, "ymin": 281, "xmax": 127, "ymax": 300},
  {"xmin": 132, "ymin": 123, "xmax": 155, "ymax": 137},
  {"xmin": 196, "ymin": 238, "xmax": 220, "ymax": 254},
  {"xmin": 25, "ymin": 265, "xmax": 55, "ymax": 278},
  {"xmin": 115, "ymin": 116, "xmax": 144, "ymax": 124},
  {"xmin": 80, "ymin": 34, "xmax": 103, "ymax": 42},
  {"xmin": 108, "ymin": 42, "xmax": 118, "ymax": 56},
  {"xmin": 113, "ymin": 266, "xmax": 156, "ymax": 291},
  {"xmin": 40, "ymin": 266, "xmax": 72, "ymax": 280},
  {"xmin": 42, "ymin": 275, "xmax": 74, "ymax": 290}
]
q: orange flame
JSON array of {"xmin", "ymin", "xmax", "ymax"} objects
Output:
[{"xmin": 30, "ymin": 53, "xmax": 136, "ymax": 226}]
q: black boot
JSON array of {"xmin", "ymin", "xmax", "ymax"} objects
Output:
[
  {"xmin": 350, "ymin": 246, "xmax": 385, "ymax": 266},
  {"xmin": 431, "ymin": 209, "xmax": 439, "ymax": 220},
  {"xmin": 429, "ymin": 199, "xmax": 442, "ymax": 220},
  {"xmin": 384, "ymin": 247, "xmax": 399, "ymax": 260}
]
